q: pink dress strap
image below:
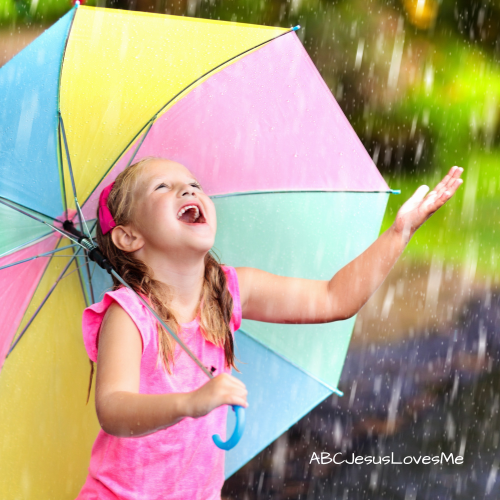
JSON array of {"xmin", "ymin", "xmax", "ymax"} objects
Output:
[
  {"xmin": 222, "ymin": 265, "xmax": 242, "ymax": 333},
  {"xmin": 82, "ymin": 286, "xmax": 154, "ymax": 363}
]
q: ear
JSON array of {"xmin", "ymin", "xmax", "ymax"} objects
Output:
[{"xmin": 111, "ymin": 224, "xmax": 144, "ymax": 253}]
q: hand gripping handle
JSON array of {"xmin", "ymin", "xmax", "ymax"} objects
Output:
[{"xmin": 212, "ymin": 405, "xmax": 245, "ymax": 450}]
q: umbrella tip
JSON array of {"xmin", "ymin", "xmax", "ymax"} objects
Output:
[
  {"xmin": 292, "ymin": 25, "xmax": 300, "ymax": 31},
  {"xmin": 390, "ymin": 189, "xmax": 401, "ymax": 195}
]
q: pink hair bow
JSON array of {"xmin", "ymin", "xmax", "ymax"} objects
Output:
[{"xmin": 98, "ymin": 182, "xmax": 116, "ymax": 235}]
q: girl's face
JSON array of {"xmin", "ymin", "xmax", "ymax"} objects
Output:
[{"xmin": 128, "ymin": 159, "xmax": 217, "ymax": 259}]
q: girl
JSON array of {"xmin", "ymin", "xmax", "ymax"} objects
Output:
[{"xmin": 77, "ymin": 156, "xmax": 463, "ymax": 499}]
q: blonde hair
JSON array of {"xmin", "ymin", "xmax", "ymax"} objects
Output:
[{"xmin": 86, "ymin": 156, "xmax": 238, "ymax": 403}]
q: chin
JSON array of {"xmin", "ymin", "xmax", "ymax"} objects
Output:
[{"xmin": 192, "ymin": 239, "xmax": 215, "ymax": 256}]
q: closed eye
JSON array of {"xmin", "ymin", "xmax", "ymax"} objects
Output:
[{"xmin": 155, "ymin": 182, "xmax": 201, "ymax": 190}]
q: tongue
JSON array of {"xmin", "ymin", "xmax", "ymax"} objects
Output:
[{"xmin": 179, "ymin": 208, "xmax": 198, "ymax": 223}]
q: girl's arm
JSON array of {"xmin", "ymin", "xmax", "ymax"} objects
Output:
[
  {"xmin": 236, "ymin": 166, "xmax": 464, "ymax": 324},
  {"xmin": 95, "ymin": 303, "xmax": 248, "ymax": 438}
]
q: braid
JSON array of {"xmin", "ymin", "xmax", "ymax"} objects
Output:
[{"xmin": 200, "ymin": 252, "xmax": 239, "ymax": 371}]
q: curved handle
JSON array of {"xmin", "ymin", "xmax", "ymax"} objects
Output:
[{"xmin": 212, "ymin": 405, "xmax": 245, "ymax": 450}]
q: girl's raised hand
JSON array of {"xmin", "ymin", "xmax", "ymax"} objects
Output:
[
  {"xmin": 394, "ymin": 166, "xmax": 464, "ymax": 241},
  {"xmin": 186, "ymin": 373, "xmax": 248, "ymax": 419}
]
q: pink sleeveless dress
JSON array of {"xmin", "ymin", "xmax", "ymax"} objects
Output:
[{"xmin": 76, "ymin": 265, "xmax": 241, "ymax": 500}]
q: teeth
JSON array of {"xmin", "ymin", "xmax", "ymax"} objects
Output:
[{"xmin": 177, "ymin": 205, "xmax": 200, "ymax": 220}]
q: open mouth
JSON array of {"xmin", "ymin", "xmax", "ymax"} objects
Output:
[{"xmin": 176, "ymin": 204, "xmax": 207, "ymax": 224}]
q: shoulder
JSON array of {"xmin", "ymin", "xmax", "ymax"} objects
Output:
[
  {"xmin": 231, "ymin": 267, "xmax": 259, "ymax": 313},
  {"xmin": 96, "ymin": 301, "xmax": 143, "ymax": 368},
  {"xmin": 221, "ymin": 265, "xmax": 239, "ymax": 293},
  {"xmin": 82, "ymin": 287, "xmax": 151, "ymax": 363}
]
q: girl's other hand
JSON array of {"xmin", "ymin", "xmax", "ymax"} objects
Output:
[
  {"xmin": 394, "ymin": 166, "xmax": 464, "ymax": 241},
  {"xmin": 186, "ymin": 373, "xmax": 248, "ymax": 419}
]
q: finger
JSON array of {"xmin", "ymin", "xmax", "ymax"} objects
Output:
[
  {"xmin": 421, "ymin": 191, "xmax": 440, "ymax": 212},
  {"xmin": 440, "ymin": 177, "xmax": 463, "ymax": 199},
  {"xmin": 442, "ymin": 166, "xmax": 463, "ymax": 193},
  {"xmin": 430, "ymin": 166, "xmax": 459, "ymax": 196},
  {"xmin": 429, "ymin": 175, "xmax": 451, "ymax": 199},
  {"xmin": 426, "ymin": 177, "xmax": 463, "ymax": 211},
  {"xmin": 431, "ymin": 166, "xmax": 463, "ymax": 198},
  {"xmin": 228, "ymin": 376, "xmax": 247, "ymax": 389},
  {"xmin": 412, "ymin": 184, "xmax": 430, "ymax": 202},
  {"xmin": 419, "ymin": 176, "xmax": 463, "ymax": 221},
  {"xmin": 447, "ymin": 177, "xmax": 464, "ymax": 197},
  {"xmin": 431, "ymin": 167, "xmax": 454, "ymax": 194},
  {"xmin": 423, "ymin": 180, "xmax": 451, "ymax": 209},
  {"xmin": 233, "ymin": 399, "xmax": 249, "ymax": 408},
  {"xmin": 224, "ymin": 376, "xmax": 247, "ymax": 391},
  {"xmin": 228, "ymin": 384, "xmax": 248, "ymax": 397},
  {"xmin": 225, "ymin": 393, "xmax": 248, "ymax": 408}
]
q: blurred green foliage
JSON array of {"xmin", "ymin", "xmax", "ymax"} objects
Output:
[
  {"xmin": 0, "ymin": 0, "xmax": 95, "ymax": 25},
  {"xmin": 1, "ymin": 0, "xmax": 499, "ymax": 277}
]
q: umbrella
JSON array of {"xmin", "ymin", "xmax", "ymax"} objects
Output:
[{"xmin": 0, "ymin": 3, "xmax": 399, "ymax": 496}]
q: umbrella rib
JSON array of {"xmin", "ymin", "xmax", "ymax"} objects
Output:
[
  {"xmin": 0, "ymin": 231, "xmax": 54, "ymax": 260},
  {"xmin": 6, "ymin": 252, "xmax": 78, "ymax": 357},
  {"xmin": 89, "ymin": 261, "xmax": 97, "ymax": 281},
  {"xmin": 56, "ymin": 3, "xmax": 79, "ymax": 220},
  {"xmin": 0, "ymin": 196, "xmax": 62, "ymax": 223},
  {"xmin": 47, "ymin": 255, "xmax": 81, "ymax": 257},
  {"xmin": 82, "ymin": 25, "xmax": 300, "ymax": 206},
  {"xmin": 83, "ymin": 257, "xmax": 95, "ymax": 305},
  {"xmin": 74, "ymin": 220, "xmax": 98, "ymax": 306},
  {"xmin": 57, "ymin": 117, "xmax": 69, "ymax": 219},
  {"xmin": 58, "ymin": 112, "xmax": 92, "ymax": 239},
  {"xmin": 73, "ymin": 248, "xmax": 96, "ymax": 307},
  {"xmin": 0, "ymin": 198, "xmax": 86, "ymax": 250},
  {"xmin": 85, "ymin": 220, "xmax": 98, "ymax": 304},
  {"xmin": 0, "ymin": 244, "xmax": 80, "ymax": 272},
  {"xmin": 59, "ymin": 258, "xmax": 92, "ymax": 282},
  {"xmin": 125, "ymin": 116, "xmax": 157, "ymax": 169},
  {"xmin": 210, "ymin": 189, "xmax": 401, "ymax": 199}
]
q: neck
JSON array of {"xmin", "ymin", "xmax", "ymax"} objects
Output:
[{"xmin": 136, "ymin": 248, "xmax": 207, "ymax": 323}]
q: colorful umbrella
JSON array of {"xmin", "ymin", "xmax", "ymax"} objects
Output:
[{"xmin": 0, "ymin": 3, "xmax": 398, "ymax": 496}]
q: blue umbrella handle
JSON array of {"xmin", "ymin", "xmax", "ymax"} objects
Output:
[{"xmin": 212, "ymin": 405, "xmax": 245, "ymax": 450}]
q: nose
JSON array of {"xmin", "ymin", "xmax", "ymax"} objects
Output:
[{"xmin": 181, "ymin": 184, "xmax": 197, "ymax": 197}]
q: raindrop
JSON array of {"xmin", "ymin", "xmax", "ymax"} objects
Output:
[
  {"xmin": 486, "ymin": 461, "xmax": 499, "ymax": 495},
  {"xmin": 388, "ymin": 17, "xmax": 405, "ymax": 89},
  {"xmin": 354, "ymin": 38, "xmax": 364, "ymax": 71}
]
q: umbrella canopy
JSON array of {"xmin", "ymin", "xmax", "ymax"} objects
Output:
[{"xmin": 0, "ymin": 4, "xmax": 397, "ymax": 496}]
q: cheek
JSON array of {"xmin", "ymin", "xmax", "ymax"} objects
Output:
[
  {"xmin": 204, "ymin": 197, "xmax": 216, "ymax": 217},
  {"xmin": 207, "ymin": 203, "xmax": 217, "ymax": 228},
  {"xmin": 137, "ymin": 200, "xmax": 175, "ymax": 231}
]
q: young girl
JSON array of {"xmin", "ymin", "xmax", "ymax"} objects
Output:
[{"xmin": 77, "ymin": 156, "xmax": 463, "ymax": 499}]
